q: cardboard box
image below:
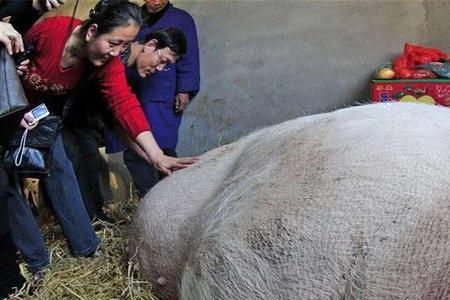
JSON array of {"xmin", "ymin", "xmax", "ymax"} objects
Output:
[{"xmin": 371, "ymin": 79, "xmax": 450, "ymax": 106}]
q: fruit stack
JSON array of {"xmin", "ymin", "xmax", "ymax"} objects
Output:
[{"xmin": 371, "ymin": 78, "xmax": 450, "ymax": 106}]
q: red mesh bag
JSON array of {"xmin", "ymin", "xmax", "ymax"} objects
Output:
[{"xmin": 393, "ymin": 43, "xmax": 450, "ymax": 79}]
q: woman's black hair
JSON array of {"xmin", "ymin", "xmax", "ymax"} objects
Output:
[
  {"xmin": 80, "ymin": 0, "xmax": 143, "ymax": 37},
  {"xmin": 139, "ymin": 28, "xmax": 187, "ymax": 57}
]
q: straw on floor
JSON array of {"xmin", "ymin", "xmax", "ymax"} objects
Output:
[{"xmin": 8, "ymin": 187, "xmax": 157, "ymax": 300}]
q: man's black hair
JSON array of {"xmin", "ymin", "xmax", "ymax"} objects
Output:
[{"xmin": 140, "ymin": 28, "xmax": 187, "ymax": 57}]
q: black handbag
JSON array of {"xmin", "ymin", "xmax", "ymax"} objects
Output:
[
  {"xmin": 0, "ymin": 46, "xmax": 29, "ymax": 118},
  {"xmin": 1, "ymin": 59, "xmax": 91, "ymax": 178},
  {"xmin": 2, "ymin": 116, "xmax": 61, "ymax": 178}
]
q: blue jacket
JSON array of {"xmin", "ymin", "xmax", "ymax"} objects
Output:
[{"xmin": 106, "ymin": 3, "xmax": 200, "ymax": 152}]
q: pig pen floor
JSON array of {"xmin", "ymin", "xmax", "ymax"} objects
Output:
[{"xmin": 8, "ymin": 191, "xmax": 158, "ymax": 300}]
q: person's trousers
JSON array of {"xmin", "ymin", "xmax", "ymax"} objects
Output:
[
  {"xmin": 0, "ymin": 166, "xmax": 25, "ymax": 299},
  {"xmin": 0, "ymin": 164, "xmax": 11, "ymax": 233},
  {"xmin": 0, "ymin": 231, "xmax": 25, "ymax": 299},
  {"xmin": 7, "ymin": 134, "xmax": 99, "ymax": 273},
  {"xmin": 123, "ymin": 148, "xmax": 177, "ymax": 196},
  {"xmin": 62, "ymin": 127, "xmax": 110, "ymax": 220}
]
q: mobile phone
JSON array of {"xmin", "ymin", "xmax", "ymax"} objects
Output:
[
  {"xmin": 13, "ymin": 44, "xmax": 34, "ymax": 67},
  {"xmin": 29, "ymin": 103, "xmax": 50, "ymax": 125}
]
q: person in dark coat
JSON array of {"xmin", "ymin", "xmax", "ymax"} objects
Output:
[
  {"xmin": 0, "ymin": 1, "xmax": 64, "ymax": 297},
  {"xmin": 0, "ymin": 168, "xmax": 25, "ymax": 299},
  {"xmin": 106, "ymin": 0, "xmax": 200, "ymax": 196}
]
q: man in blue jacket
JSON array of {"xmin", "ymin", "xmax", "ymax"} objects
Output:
[{"xmin": 106, "ymin": 0, "xmax": 200, "ymax": 196}]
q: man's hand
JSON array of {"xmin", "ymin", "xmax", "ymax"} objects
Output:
[
  {"xmin": 17, "ymin": 59, "xmax": 29, "ymax": 76},
  {"xmin": 32, "ymin": 0, "xmax": 66, "ymax": 12},
  {"xmin": 0, "ymin": 22, "xmax": 23, "ymax": 55},
  {"xmin": 174, "ymin": 92, "xmax": 190, "ymax": 114}
]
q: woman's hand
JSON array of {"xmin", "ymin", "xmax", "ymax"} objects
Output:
[
  {"xmin": 20, "ymin": 112, "xmax": 38, "ymax": 130},
  {"xmin": 16, "ymin": 59, "xmax": 29, "ymax": 76},
  {"xmin": 135, "ymin": 131, "xmax": 199, "ymax": 175},
  {"xmin": 151, "ymin": 153, "xmax": 199, "ymax": 175}
]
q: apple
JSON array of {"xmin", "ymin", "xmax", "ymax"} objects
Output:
[
  {"xmin": 377, "ymin": 67, "xmax": 396, "ymax": 79},
  {"xmin": 399, "ymin": 95, "xmax": 417, "ymax": 103},
  {"xmin": 417, "ymin": 95, "xmax": 435, "ymax": 105}
]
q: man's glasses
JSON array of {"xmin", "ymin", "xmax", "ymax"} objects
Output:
[{"xmin": 157, "ymin": 49, "xmax": 170, "ymax": 72}]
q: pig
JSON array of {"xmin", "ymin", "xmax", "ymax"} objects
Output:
[{"xmin": 130, "ymin": 103, "xmax": 450, "ymax": 300}]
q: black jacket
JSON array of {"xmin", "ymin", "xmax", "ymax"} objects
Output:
[
  {"xmin": 0, "ymin": 0, "xmax": 42, "ymax": 235},
  {"xmin": 0, "ymin": 0, "xmax": 42, "ymax": 34}
]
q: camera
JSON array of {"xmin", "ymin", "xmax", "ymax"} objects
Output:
[{"xmin": 28, "ymin": 103, "xmax": 50, "ymax": 125}]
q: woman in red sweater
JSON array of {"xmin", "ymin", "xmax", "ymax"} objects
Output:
[
  {"xmin": 21, "ymin": 2, "xmax": 196, "ymax": 174},
  {"xmin": 8, "ymin": 0, "xmax": 196, "ymax": 281}
]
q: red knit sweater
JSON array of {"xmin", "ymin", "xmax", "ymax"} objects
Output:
[{"xmin": 22, "ymin": 16, "xmax": 150, "ymax": 139}]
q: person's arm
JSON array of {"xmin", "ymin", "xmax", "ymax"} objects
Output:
[
  {"xmin": 97, "ymin": 59, "xmax": 198, "ymax": 174},
  {"xmin": 116, "ymin": 126, "xmax": 197, "ymax": 175},
  {"xmin": 112, "ymin": 123, "xmax": 148, "ymax": 162},
  {"xmin": 135, "ymin": 131, "xmax": 198, "ymax": 175},
  {"xmin": 174, "ymin": 17, "xmax": 200, "ymax": 114}
]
